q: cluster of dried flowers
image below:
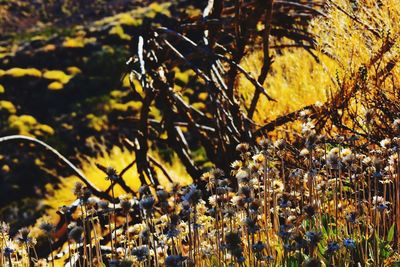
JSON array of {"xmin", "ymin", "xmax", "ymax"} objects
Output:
[{"xmin": 1, "ymin": 118, "xmax": 400, "ymax": 266}]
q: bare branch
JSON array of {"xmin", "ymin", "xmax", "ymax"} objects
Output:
[
  {"xmin": 148, "ymin": 155, "xmax": 174, "ymax": 184},
  {"xmin": 274, "ymin": 1, "xmax": 327, "ymax": 17},
  {"xmin": 0, "ymin": 135, "xmax": 111, "ymax": 200},
  {"xmin": 248, "ymin": 0, "xmax": 274, "ymax": 119},
  {"xmin": 215, "ymin": 54, "xmax": 276, "ymax": 101}
]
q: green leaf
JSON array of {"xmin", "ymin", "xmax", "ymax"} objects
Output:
[
  {"xmin": 320, "ymin": 224, "xmax": 328, "ymax": 238},
  {"xmin": 388, "ymin": 223, "xmax": 395, "ymax": 242}
]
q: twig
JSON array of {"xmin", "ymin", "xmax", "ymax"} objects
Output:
[
  {"xmin": 0, "ymin": 135, "xmax": 111, "ymax": 200},
  {"xmin": 148, "ymin": 155, "xmax": 174, "ymax": 183},
  {"xmin": 248, "ymin": 0, "xmax": 274, "ymax": 118},
  {"xmin": 327, "ymin": 0, "xmax": 381, "ymax": 38},
  {"xmin": 215, "ymin": 54, "xmax": 276, "ymax": 101},
  {"xmin": 274, "ymin": 1, "xmax": 327, "ymax": 17}
]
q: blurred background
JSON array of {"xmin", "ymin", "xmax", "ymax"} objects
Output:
[{"xmin": 0, "ymin": 0, "xmax": 204, "ymax": 234}]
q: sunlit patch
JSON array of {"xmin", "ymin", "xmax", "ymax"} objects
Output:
[
  {"xmin": 109, "ymin": 25, "xmax": 131, "ymax": 41},
  {"xmin": 8, "ymin": 115, "xmax": 54, "ymax": 137},
  {"xmin": 238, "ymin": 48, "xmax": 331, "ymax": 125},
  {"xmin": 43, "ymin": 70, "xmax": 72, "ymax": 84},
  {"xmin": 4, "ymin": 68, "xmax": 42, "ymax": 78},
  {"xmin": 66, "ymin": 66, "xmax": 82, "ymax": 75},
  {"xmin": 43, "ymin": 142, "xmax": 192, "ymax": 212},
  {"xmin": 62, "ymin": 36, "xmax": 97, "ymax": 48},
  {"xmin": 0, "ymin": 100, "xmax": 16, "ymax": 114},
  {"xmin": 47, "ymin": 81, "xmax": 64, "ymax": 90}
]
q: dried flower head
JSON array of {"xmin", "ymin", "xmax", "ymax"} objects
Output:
[
  {"xmin": 326, "ymin": 240, "xmax": 340, "ymax": 254},
  {"xmin": 140, "ymin": 195, "xmax": 155, "ymax": 211},
  {"xmin": 68, "ymin": 226, "xmax": 84, "ymax": 243},
  {"xmin": 0, "ymin": 221, "xmax": 10, "ymax": 234},
  {"xmin": 132, "ymin": 245, "xmax": 149, "ymax": 262},
  {"xmin": 98, "ymin": 200, "xmax": 110, "ymax": 211},
  {"xmin": 119, "ymin": 196, "xmax": 132, "ymax": 214},
  {"xmin": 182, "ymin": 185, "xmax": 202, "ymax": 206},
  {"xmin": 165, "ymin": 255, "xmax": 186, "ymax": 267},
  {"xmin": 236, "ymin": 143, "xmax": 249, "ymax": 153},
  {"xmin": 96, "ymin": 164, "xmax": 120, "ymax": 181},
  {"xmin": 274, "ymin": 139, "xmax": 286, "ymax": 150},
  {"xmin": 16, "ymin": 227, "xmax": 31, "ymax": 245},
  {"xmin": 72, "ymin": 182, "xmax": 84, "ymax": 198},
  {"xmin": 305, "ymin": 231, "xmax": 322, "ymax": 245},
  {"xmin": 393, "ymin": 119, "xmax": 400, "ymax": 134},
  {"xmin": 343, "ymin": 238, "xmax": 356, "ymax": 249},
  {"xmin": 39, "ymin": 222, "xmax": 55, "ymax": 237},
  {"xmin": 236, "ymin": 169, "xmax": 249, "ymax": 183},
  {"xmin": 327, "ymin": 148, "xmax": 341, "ymax": 169}
]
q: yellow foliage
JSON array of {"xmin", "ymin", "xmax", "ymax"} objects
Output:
[
  {"xmin": 184, "ymin": 5, "xmax": 202, "ymax": 17},
  {"xmin": 237, "ymin": 0, "xmax": 400, "ymax": 137},
  {"xmin": 15, "ymin": 114, "xmax": 37, "ymax": 124},
  {"xmin": 130, "ymin": 78, "xmax": 144, "ymax": 95},
  {"xmin": 147, "ymin": 2, "xmax": 171, "ymax": 18},
  {"xmin": 95, "ymin": 13, "xmax": 142, "ymax": 27},
  {"xmin": 239, "ymin": 48, "xmax": 330, "ymax": 124},
  {"xmin": 106, "ymin": 100, "xmax": 142, "ymax": 112},
  {"xmin": 109, "ymin": 25, "xmax": 131, "ymax": 41},
  {"xmin": 41, "ymin": 44, "xmax": 56, "ymax": 52},
  {"xmin": 102, "ymin": 45, "xmax": 115, "ymax": 54},
  {"xmin": 61, "ymin": 123, "xmax": 73, "ymax": 130},
  {"xmin": 0, "ymin": 84, "xmax": 4, "ymax": 93},
  {"xmin": 9, "ymin": 115, "xmax": 36, "ymax": 136},
  {"xmin": 8, "ymin": 114, "xmax": 54, "ymax": 136},
  {"xmin": 30, "ymin": 35, "xmax": 47, "ymax": 42},
  {"xmin": 43, "ymin": 144, "xmax": 192, "ymax": 211},
  {"xmin": 0, "ymin": 45, "xmax": 12, "ymax": 59},
  {"xmin": 174, "ymin": 68, "xmax": 195, "ymax": 84},
  {"xmin": 198, "ymin": 92, "xmax": 208, "ymax": 101},
  {"xmin": 47, "ymin": 81, "xmax": 64, "ymax": 90},
  {"xmin": 62, "ymin": 36, "xmax": 96, "ymax": 48},
  {"xmin": 86, "ymin": 114, "xmax": 108, "ymax": 131},
  {"xmin": 36, "ymin": 124, "xmax": 55, "ymax": 135},
  {"xmin": 75, "ymin": 30, "xmax": 86, "ymax": 37},
  {"xmin": 1, "ymin": 165, "xmax": 10, "ymax": 173},
  {"xmin": 149, "ymin": 2, "xmax": 166, "ymax": 13},
  {"xmin": 5, "ymin": 68, "xmax": 42, "ymax": 78},
  {"xmin": 122, "ymin": 75, "xmax": 131, "ymax": 88},
  {"xmin": 43, "ymin": 70, "xmax": 72, "ymax": 84},
  {"xmin": 0, "ymin": 100, "xmax": 16, "ymax": 114},
  {"xmin": 63, "ymin": 37, "xmax": 84, "ymax": 48},
  {"xmin": 0, "ymin": 69, "xmax": 5, "ymax": 76},
  {"xmin": 66, "ymin": 66, "xmax": 82, "ymax": 75},
  {"xmin": 110, "ymin": 90, "xmax": 129, "ymax": 98},
  {"xmin": 115, "ymin": 13, "xmax": 143, "ymax": 26},
  {"xmin": 149, "ymin": 106, "xmax": 162, "ymax": 120},
  {"xmin": 192, "ymin": 102, "xmax": 206, "ymax": 110},
  {"xmin": 94, "ymin": 3, "xmax": 170, "ymax": 27},
  {"xmin": 308, "ymin": 0, "xmax": 400, "ymax": 130}
]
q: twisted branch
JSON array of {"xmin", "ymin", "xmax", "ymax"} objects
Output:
[{"xmin": 0, "ymin": 135, "xmax": 111, "ymax": 200}]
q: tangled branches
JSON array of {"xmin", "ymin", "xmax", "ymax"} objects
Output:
[{"xmin": 128, "ymin": 0, "xmax": 324, "ymax": 184}]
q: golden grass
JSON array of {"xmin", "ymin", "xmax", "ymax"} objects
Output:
[
  {"xmin": 239, "ymin": 0, "xmax": 400, "ymax": 133},
  {"xmin": 238, "ymin": 47, "xmax": 333, "ymax": 125},
  {"xmin": 43, "ymin": 142, "xmax": 192, "ymax": 214}
]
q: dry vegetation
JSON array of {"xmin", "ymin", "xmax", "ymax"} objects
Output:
[{"xmin": 1, "ymin": 0, "xmax": 400, "ymax": 266}]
